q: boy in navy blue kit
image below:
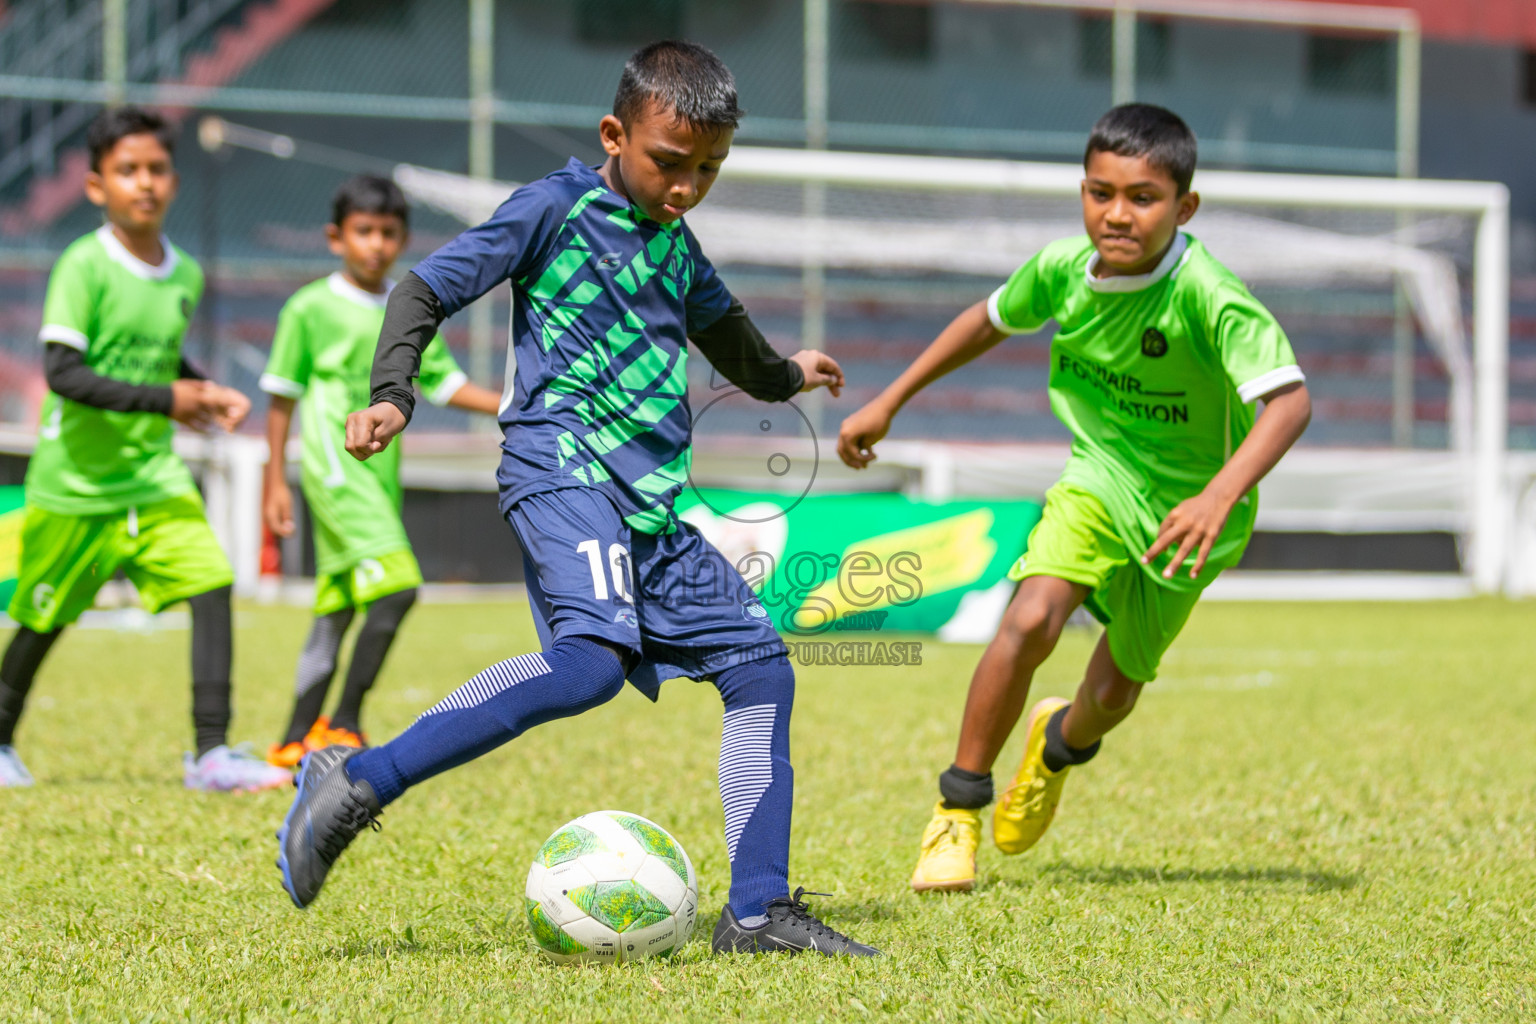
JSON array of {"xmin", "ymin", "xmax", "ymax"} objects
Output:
[{"xmin": 276, "ymin": 41, "xmax": 880, "ymax": 957}]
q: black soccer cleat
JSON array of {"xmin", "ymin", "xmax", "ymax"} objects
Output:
[
  {"xmin": 711, "ymin": 887, "xmax": 883, "ymax": 957},
  {"xmin": 275, "ymin": 745, "xmax": 381, "ymax": 908}
]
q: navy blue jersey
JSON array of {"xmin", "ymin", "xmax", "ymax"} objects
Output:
[{"xmin": 412, "ymin": 158, "xmax": 734, "ymax": 534}]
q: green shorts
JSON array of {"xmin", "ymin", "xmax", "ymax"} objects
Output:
[
  {"xmin": 312, "ymin": 547, "xmax": 422, "ymax": 616},
  {"xmin": 7, "ymin": 492, "xmax": 234, "ymax": 632},
  {"xmin": 1008, "ymin": 483, "xmax": 1203, "ymax": 683}
]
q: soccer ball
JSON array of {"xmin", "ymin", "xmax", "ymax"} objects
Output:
[{"xmin": 524, "ymin": 810, "xmax": 698, "ymax": 964}]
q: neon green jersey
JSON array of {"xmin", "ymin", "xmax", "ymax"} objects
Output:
[
  {"xmin": 989, "ymin": 232, "xmax": 1304, "ymax": 590},
  {"xmin": 260, "ymin": 273, "xmax": 468, "ymax": 574},
  {"xmin": 27, "ymin": 227, "xmax": 204, "ymax": 515}
]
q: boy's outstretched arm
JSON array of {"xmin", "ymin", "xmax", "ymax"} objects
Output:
[
  {"xmin": 837, "ymin": 300, "xmax": 1006, "ymax": 469},
  {"xmin": 348, "ymin": 273, "xmax": 443, "ymax": 460},
  {"xmin": 1143, "ymin": 381, "xmax": 1311, "ymax": 580},
  {"xmin": 44, "ymin": 342, "xmax": 246, "ymax": 431}
]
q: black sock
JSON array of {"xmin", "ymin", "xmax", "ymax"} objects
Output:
[
  {"xmin": 187, "ymin": 586, "xmax": 233, "ymax": 757},
  {"xmin": 281, "ymin": 609, "xmax": 354, "ymax": 745},
  {"xmin": 328, "ymin": 588, "xmax": 416, "ymax": 735},
  {"xmin": 0, "ymin": 627, "xmax": 64, "ymax": 746},
  {"xmin": 1042, "ymin": 704, "xmax": 1100, "ymax": 773},
  {"xmin": 939, "ymin": 764, "xmax": 994, "ymax": 809}
]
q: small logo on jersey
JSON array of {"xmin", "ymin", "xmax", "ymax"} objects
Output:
[
  {"xmin": 743, "ymin": 600, "xmax": 769, "ymax": 621},
  {"xmin": 32, "ymin": 584, "xmax": 55, "ymax": 615},
  {"xmin": 180, "ymin": 296, "xmax": 193, "ymax": 321},
  {"xmin": 1141, "ymin": 327, "xmax": 1169, "ymax": 358},
  {"xmin": 598, "ymin": 252, "xmax": 624, "ymax": 271},
  {"xmin": 354, "ymin": 559, "xmax": 386, "ymax": 589},
  {"xmin": 613, "ymin": 608, "xmax": 638, "ymax": 629}
]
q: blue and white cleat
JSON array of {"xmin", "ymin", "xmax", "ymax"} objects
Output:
[
  {"xmin": 184, "ymin": 743, "xmax": 292, "ymax": 793},
  {"xmin": 0, "ymin": 744, "xmax": 34, "ymax": 787},
  {"xmin": 276, "ymin": 745, "xmax": 382, "ymax": 908}
]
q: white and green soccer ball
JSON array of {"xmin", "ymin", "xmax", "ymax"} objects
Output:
[{"xmin": 524, "ymin": 810, "xmax": 698, "ymax": 964}]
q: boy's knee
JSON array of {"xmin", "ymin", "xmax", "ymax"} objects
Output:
[
  {"xmin": 1001, "ymin": 595, "xmax": 1067, "ymax": 657},
  {"xmin": 549, "ymin": 637, "xmax": 629, "ymax": 704},
  {"xmin": 714, "ymin": 654, "xmax": 795, "ymax": 708}
]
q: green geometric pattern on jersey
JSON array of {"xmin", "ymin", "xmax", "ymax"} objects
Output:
[
  {"xmin": 261, "ymin": 274, "xmax": 466, "ymax": 575},
  {"xmin": 26, "ymin": 227, "xmax": 203, "ymax": 515},
  {"xmin": 990, "ymin": 233, "xmax": 1302, "ymax": 592},
  {"xmin": 531, "ymin": 197, "xmax": 696, "ymax": 533}
]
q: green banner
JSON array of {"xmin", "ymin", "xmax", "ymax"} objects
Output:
[
  {"xmin": 0, "ymin": 485, "xmax": 23, "ymax": 612},
  {"xmin": 675, "ymin": 488, "xmax": 1041, "ymax": 638}
]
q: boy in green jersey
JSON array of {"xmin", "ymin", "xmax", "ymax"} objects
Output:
[
  {"xmin": 0, "ymin": 106, "xmax": 290, "ymax": 792},
  {"xmin": 837, "ymin": 105, "xmax": 1313, "ymax": 892},
  {"xmin": 260, "ymin": 176, "xmax": 500, "ymax": 768}
]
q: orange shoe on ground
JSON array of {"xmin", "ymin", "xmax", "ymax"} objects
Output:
[
  {"xmin": 301, "ymin": 716, "xmax": 332, "ymax": 751},
  {"xmin": 321, "ymin": 725, "xmax": 367, "ymax": 749},
  {"xmin": 266, "ymin": 741, "xmax": 307, "ymax": 769}
]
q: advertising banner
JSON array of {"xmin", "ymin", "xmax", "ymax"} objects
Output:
[
  {"xmin": 674, "ymin": 488, "xmax": 1041, "ymax": 641},
  {"xmin": 0, "ymin": 486, "xmax": 23, "ymax": 611}
]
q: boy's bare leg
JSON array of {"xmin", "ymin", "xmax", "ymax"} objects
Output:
[
  {"xmin": 953, "ymin": 575, "xmax": 1088, "ymax": 775},
  {"xmin": 1060, "ymin": 631, "xmax": 1143, "ymax": 750}
]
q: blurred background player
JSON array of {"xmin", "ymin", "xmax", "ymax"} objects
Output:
[
  {"xmin": 275, "ymin": 41, "xmax": 879, "ymax": 958},
  {"xmin": 0, "ymin": 106, "xmax": 289, "ymax": 792},
  {"xmin": 260, "ymin": 176, "xmax": 500, "ymax": 768},
  {"xmin": 837, "ymin": 105, "xmax": 1312, "ymax": 892}
]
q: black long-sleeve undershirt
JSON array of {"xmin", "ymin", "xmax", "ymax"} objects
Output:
[
  {"xmin": 43, "ymin": 342, "xmax": 209, "ymax": 415},
  {"xmin": 370, "ymin": 272, "xmax": 803, "ymax": 425}
]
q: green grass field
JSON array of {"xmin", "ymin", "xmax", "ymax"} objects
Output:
[{"xmin": 2, "ymin": 599, "xmax": 1532, "ymax": 1022}]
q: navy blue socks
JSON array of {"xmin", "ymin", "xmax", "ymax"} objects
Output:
[
  {"xmin": 714, "ymin": 655, "xmax": 796, "ymax": 925},
  {"xmin": 345, "ymin": 636, "xmax": 627, "ymax": 805}
]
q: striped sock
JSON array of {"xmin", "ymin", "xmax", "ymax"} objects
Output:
[
  {"xmin": 714, "ymin": 655, "xmax": 796, "ymax": 921},
  {"xmin": 345, "ymin": 637, "xmax": 627, "ymax": 806}
]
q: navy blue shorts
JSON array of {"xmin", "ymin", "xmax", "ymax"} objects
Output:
[{"xmin": 506, "ymin": 488, "xmax": 787, "ymax": 700}]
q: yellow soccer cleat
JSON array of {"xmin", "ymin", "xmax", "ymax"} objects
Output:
[
  {"xmin": 911, "ymin": 801, "xmax": 982, "ymax": 893},
  {"xmin": 993, "ymin": 696, "xmax": 1073, "ymax": 855}
]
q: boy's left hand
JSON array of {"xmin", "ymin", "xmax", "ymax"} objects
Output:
[
  {"xmin": 1142, "ymin": 489, "xmax": 1234, "ymax": 581},
  {"xmin": 791, "ymin": 350, "xmax": 844, "ymax": 397}
]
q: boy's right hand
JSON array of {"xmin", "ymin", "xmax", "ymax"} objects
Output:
[
  {"xmin": 837, "ymin": 401, "xmax": 894, "ymax": 470},
  {"xmin": 263, "ymin": 477, "xmax": 295, "ymax": 537},
  {"xmin": 345, "ymin": 402, "xmax": 407, "ymax": 461},
  {"xmin": 169, "ymin": 379, "xmax": 225, "ymax": 432}
]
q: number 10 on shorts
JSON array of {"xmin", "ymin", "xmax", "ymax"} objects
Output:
[{"xmin": 577, "ymin": 539, "xmax": 633, "ymax": 603}]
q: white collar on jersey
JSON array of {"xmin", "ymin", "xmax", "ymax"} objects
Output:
[
  {"xmin": 327, "ymin": 272, "xmax": 395, "ymax": 308},
  {"xmin": 96, "ymin": 224, "xmax": 179, "ymax": 280},
  {"xmin": 1084, "ymin": 231, "xmax": 1190, "ymax": 293}
]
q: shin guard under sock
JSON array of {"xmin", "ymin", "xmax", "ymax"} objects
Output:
[
  {"xmin": 329, "ymin": 588, "xmax": 416, "ymax": 734},
  {"xmin": 714, "ymin": 655, "xmax": 796, "ymax": 923},
  {"xmin": 345, "ymin": 636, "xmax": 627, "ymax": 806},
  {"xmin": 188, "ymin": 586, "xmax": 233, "ymax": 757}
]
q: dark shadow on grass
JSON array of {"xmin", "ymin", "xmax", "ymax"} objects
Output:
[{"xmin": 1039, "ymin": 862, "xmax": 1360, "ymax": 891}]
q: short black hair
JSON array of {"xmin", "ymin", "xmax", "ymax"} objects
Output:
[
  {"xmin": 1084, "ymin": 104, "xmax": 1198, "ymax": 194},
  {"xmin": 86, "ymin": 105, "xmax": 176, "ymax": 172},
  {"xmin": 613, "ymin": 40, "xmax": 742, "ymax": 133},
  {"xmin": 331, "ymin": 174, "xmax": 409, "ymax": 229}
]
